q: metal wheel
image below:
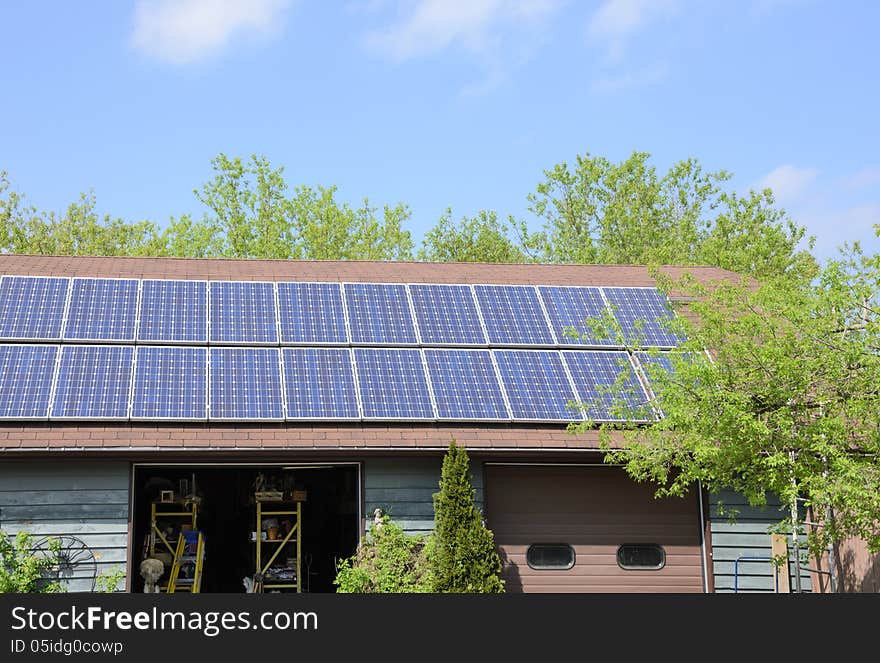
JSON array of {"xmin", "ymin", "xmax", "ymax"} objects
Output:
[{"xmin": 33, "ymin": 535, "xmax": 98, "ymax": 592}]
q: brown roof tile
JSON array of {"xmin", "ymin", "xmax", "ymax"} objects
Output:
[
  {"xmin": 0, "ymin": 254, "xmax": 738, "ymax": 290},
  {"xmin": 0, "ymin": 424, "xmax": 604, "ymax": 454}
]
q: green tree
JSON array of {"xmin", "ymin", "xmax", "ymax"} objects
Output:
[
  {"xmin": 333, "ymin": 514, "xmax": 432, "ymax": 593},
  {"xmin": 431, "ymin": 440, "xmax": 505, "ymax": 593},
  {"xmin": 1, "ymin": 158, "xmax": 416, "ymax": 260},
  {"xmin": 515, "ymin": 152, "xmax": 815, "ymax": 280},
  {"xmin": 418, "ymin": 209, "xmax": 528, "ymax": 263},
  {"xmin": 195, "ymin": 154, "xmax": 415, "ymax": 260},
  {"xmin": 579, "ymin": 233, "xmax": 880, "ymax": 560},
  {"xmin": 0, "ymin": 172, "xmax": 163, "ymax": 257}
]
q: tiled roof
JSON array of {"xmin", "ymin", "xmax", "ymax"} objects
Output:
[
  {"xmin": 0, "ymin": 254, "xmax": 731, "ymax": 454},
  {"xmin": 0, "ymin": 254, "xmax": 737, "ymax": 290},
  {"xmin": 0, "ymin": 424, "xmax": 609, "ymax": 454}
]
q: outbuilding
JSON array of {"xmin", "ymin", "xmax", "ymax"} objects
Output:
[{"xmin": 0, "ymin": 255, "xmax": 811, "ymax": 593}]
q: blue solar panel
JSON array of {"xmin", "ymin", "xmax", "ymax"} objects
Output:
[
  {"xmin": 409, "ymin": 284, "xmax": 487, "ymax": 345},
  {"xmin": 354, "ymin": 348, "xmax": 434, "ymax": 419},
  {"xmin": 138, "ymin": 280, "xmax": 207, "ymax": 343},
  {"xmin": 473, "ymin": 285, "xmax": 554, "ymax": 346},
  {"xmin": 209, "ymin": 348, "xmax": 283, "ymax": 420},
  {"xmin": 277, "ymin": 282, "xmax": 348, "ymax": 344},
  {"xmin": 282, "ymin": 348, "xmax": 359, "ymax": 419},
  {"xmin": 602, "ymin": 287, "xmax": 681, "ymax": 347},
  {"xmin": 493, "ymin": 350, "xmax": 579, "ymax": 421},
  {"xmin": 538, "ymin": 286, "xmax": 618, "ymax": 346},
  {"xmin": 562, "ymin": 350, "xmax": 650, "ymax": 421},
  {"xmin": 0, "ymin": 345, "xmax": 58, "ymax": 419},
  {"xmin": 636, "ymin": 351, "xmax": 676, "ymax": 378},
  {"xmin": 424, "ymin": 349, "xmax": 509, "ymax": 420},
  {"xmin": 51, "ymin": 346, "xmax": 133, "ymax": 419},
  {"xmin": 344, "ymin": 284, "xmax": 417, "ymax": 345},
  {"xmin": 209, "ymin": 281, "xmax": 278, "ymax": 344},
  {"xmin": 131, "ymin": 347, "xmax": 208, "ymax": 420},
  {"xmin": 64, "ymin": 278, "xmax": 138, "ymax": 341},
  {"xmin": 0, "ymin": 276, "xmax": 69, "ymax": 341}
]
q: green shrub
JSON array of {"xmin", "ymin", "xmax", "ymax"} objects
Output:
[
  {"xmin": 431, "ymin": 440, "xmax": 505, "ymax": 593},
  {"xmin": 334, "ymin": 515, "xmax": 432, "ymax": 593},
  {"xmin": 94, "ymin": 566, "xmax": 126, "ymax": 593},
  {"xmin": 0, "ymin": 530, "xmax": 65, "ymax": 593}
]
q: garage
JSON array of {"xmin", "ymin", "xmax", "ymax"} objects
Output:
[
  {"xmin": 486, "ymin": 464, "xmax": 706, "ymax": 592},
  {"xmin": 130, "ymin": 463, "xmax": 360, "ymax": 593}
]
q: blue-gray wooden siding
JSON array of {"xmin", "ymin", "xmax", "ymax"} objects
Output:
[
  {"xmin": 363, "ymin": 458, "xmax": 484, "ymax": 536},
  {"xmin": 709, "ymin": 490, "xmax": 812, "ymax": 593},
  {"xmin": 0, "ymin": 461, "xmax": 130, "ymax": 592}
]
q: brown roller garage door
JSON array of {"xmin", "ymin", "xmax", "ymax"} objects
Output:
[{"xmin": 486, "ymin": 465, "xmax": 705, "ymax": 593}]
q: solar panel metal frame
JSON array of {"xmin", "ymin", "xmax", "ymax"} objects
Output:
[
  {"xmin": 408, "ymin": 283, "xmax": 489, "ymax": 347},
  {"xmin": 492, "ymin": 348, "xmax": 585, "ymax": 423},
  {"xmin": 0, "ymin": 275, "xmax": 72, "ymax": 342},
  {"xmin": 561, "ymin": 350, "xmax": 652, "ymax": 423},
  {"xmin": 61, "ymin": 276, "xmax": 141, "ymax": 343},
  {"xmin": 472, "ymin": 284, "xmax": 557, "ymax": 348},
  {"xmin": 282, "ymin": 347, "xmax": 361, "ymax": 421},
  {"xmin": 353, "ymin": 347, "xmax": 437, "ymax": 421},
  {"xmin": 537, "ymin": 284, "xmax": 624, "ymax": 349},
  {"xmin": 136, "ymin": 279, "xmax": 209, "ymax": 345},
  {"xmin": 424, "ymin": 348, "xmax": 512, "ymax": 422},
  {"xmin": 129, "ymin": 346, "xmax": 209, "ymax": 422},
  {"xmin": 207, "ymin": 347, "xmax": 285, "ymax": 422},
  {"xmin": 633, "ymin": 349, "xmax": 703, "ymax": 421},
  {"xmin": 49, "ymin": 344, "xmax": 135, "ymax": 421},
  {"xmin": 0, "ymin": 343, "xmax": 60, "ymax": 420},
  {"xmin": 342, "ymin": 282, "xmax": 420, "ymax": 346},
  {"xmin": 208, "ymin": 280, "xmax": 280, "ymax": 346},
  {"xmin": 276, "ymin": 281, "xmax": 350, "ymax": 346},
  {"xmin": 599, "ymin": 286, "xmax": 681, "ymax": 349}
]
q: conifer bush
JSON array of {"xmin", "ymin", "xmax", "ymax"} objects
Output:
[{"xmin": 431, "ymin": 440, "xmax": 505, "ymax": 593}]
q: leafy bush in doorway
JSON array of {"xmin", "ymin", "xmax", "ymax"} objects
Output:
[{"xmin": 334, "ymin": 515, "xmax": 432, "ymax": 593}]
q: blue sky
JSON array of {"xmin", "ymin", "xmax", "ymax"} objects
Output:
[{"xmin": 1, "ymin": 1, "xmax": 878, "ymax": 261}]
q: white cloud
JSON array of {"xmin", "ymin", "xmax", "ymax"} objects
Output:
[
  {"xmin": 756, "ymin": 164, "xmax": 820, "ymax": 205},
  {"xmin": 797, "ymin": 203, "xmax": 880, "ymax": 258},
  {"xmin": 365, "ymin": 0, "xmax": 563, "ymax": 61},
  {"xmin": 591, "ymin": 63, "xmax": 668, "ymax": 92},
  {"xmin": 841, "ymin": 167, "xmax": 880, "ymax": 191},
  {"xmin": 130, "ymin": 0, "xmax": 293, "ymax": 65},
  {"xmin": 588, "ymin": 0, "xmax": 678, "ymax": 58}
]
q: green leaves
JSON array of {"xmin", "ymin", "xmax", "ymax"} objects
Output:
[
  {"xmin": 1, "ymin": 150, "xmax": 814, "ymax": 278},
  {"xmin": 431, "ymin": 441, "xmax": 505, "ymax": 593},
  {"xmin": 0, "ymin": 531, "xmax": 65, "ymax": 594},
  {"xmin": 194, "ymin": 154, "xmax": 415, "ymax": 260},
  {"xmin": 597, "ymin": 245, "xmax": 880, "ymax": 556},
  {"xmin": 418, "ymin": 209, "xmax": 527, "ymax": 263},
  {"xmin": 333, "ymin": 517, "xmax": 432, "ymax": 593}
]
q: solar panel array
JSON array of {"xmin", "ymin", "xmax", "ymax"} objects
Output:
[{"xmin": 0, "ymin": 274, "xmax": 683, "ymax": 422}]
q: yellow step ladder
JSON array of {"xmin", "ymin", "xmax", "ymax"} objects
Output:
[{"xmin": 167, "ymin": 530, "xmax": 205, "ymax": 593}]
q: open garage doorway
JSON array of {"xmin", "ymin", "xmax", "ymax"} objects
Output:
[{"xmin": 131, "ymin": 463, "xmax": 360, "ymax": 593}]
